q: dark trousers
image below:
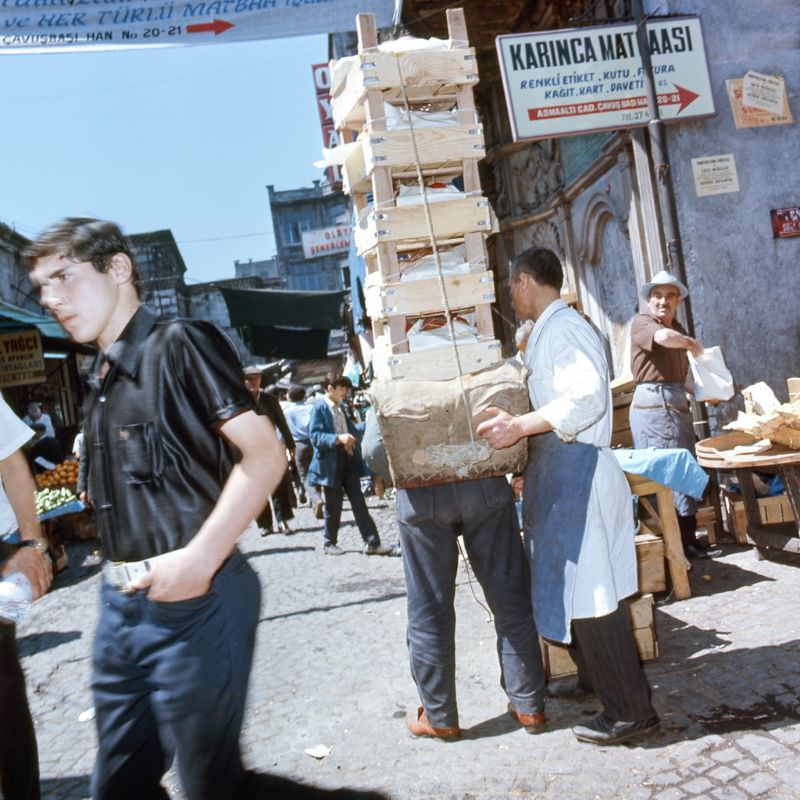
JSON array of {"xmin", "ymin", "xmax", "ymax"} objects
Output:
[
  {"xmin": 295, "ymin": 441, "xmax": 320, "ymax": 504},
  {"xmin": 0, "ymin": 622, "xmax": 40, "ymax": 800},
  {"xmin": 570, "ymin": 601, "xmax": 655, "ymax": 722},
  {"xmin": 257, "ymin": 469, "xmax": 295, "ymax": 530},
  {"xmin": 397, "ymin": 478, "xmax": 546, "ymax": 728},
  {"xmin": 91, "ymin": 551, "xmax": 261, "ymax": 800},
  {"xmin": 323, "ymin": 452, "xmax": 379, "ymax": 547}
]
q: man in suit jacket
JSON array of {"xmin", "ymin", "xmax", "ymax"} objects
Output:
[{"xmin": 307, "ymin": 376, "xmax": 396, "ymax": 557}]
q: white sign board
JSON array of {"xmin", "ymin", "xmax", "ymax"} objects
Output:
[
  {"xmin": 302, "ymin": 225, "xmax": 351, "ymax": 259},
  {"xmin": 496, "ymin": 16, "xmax": 715, "ymax": 141},
  {"xmin": 742, "ymin": 71, "xmax": 785, "ymax": 114},
  {"xmin": 0, "ymin": 0, "xmax": 396, "ymax": 53},
  {"xmin": 691, "ymin": 154, "xmax": 739, "ymax": 197}
]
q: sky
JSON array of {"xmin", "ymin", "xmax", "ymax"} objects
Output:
[{"xmin": 0, "ymin": 33, "xmax": 329, "ymax": 284}]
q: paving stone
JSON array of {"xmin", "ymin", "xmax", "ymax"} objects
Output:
[
  {"xmin": 650, "ymin": 772, "xmax": 682, "ymax": 787},
  {"xmin": 708, "ymin": 765, "xmax": 738, "ymax": 783},
  {"xmin": 738, "ymin": 772, "xmax": 778, "ymax": 796},
  {"xmin": 734, "ymin": 758, "xmax": 759, "ymax": 774},
  {"xmin": 736, "ymin": 733, "xmax": 794, "ymax": 762},
  {"xmin": 711, "ymin": 788, "xmax": 748, "ymax": 800},
  {"xmin": 653, "ymin": 789, "xmax": 685, "ymax": 800},
  {"xmin": 711, "ymin": 748, "xmax": 742, "ymax": 764},
  {"xmin": 681, "ymin": 776, "xmax": 714, "ymax": 795}
]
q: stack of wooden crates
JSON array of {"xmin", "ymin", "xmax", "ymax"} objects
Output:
[
  {"xmin": 330, "ymin": 9, "xmax": 659, "ymax": 681},
  {"xmin": 330, "ymin": 9, "xmax": 501, "ymax": 382}
]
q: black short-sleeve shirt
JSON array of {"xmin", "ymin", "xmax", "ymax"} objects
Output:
[
  {"xmin": 84, "ymin": 307, "xmax": 253, "ymax": 561},
  {"xmin": 630, "ymin": 313, "xmax": 689, "ymax": 385}
]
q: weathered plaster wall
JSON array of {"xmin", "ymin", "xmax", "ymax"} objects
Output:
[{"xmin": 655, "ymin": 0, "xmax": 800, "ymax": 397}]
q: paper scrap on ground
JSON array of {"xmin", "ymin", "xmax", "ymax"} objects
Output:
[
  {"xmin": 78, "ymin": 707, "xmax": 96, "ymax": 723},
  {"xmin": 742, "ymin": 71, "xmax": 785, "ymax": 114},
  {"xmin": 304, "ymin": 744, "xmax": 332, "ymax": 759}
]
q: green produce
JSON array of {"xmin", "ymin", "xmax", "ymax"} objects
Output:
[{"xmin": 35, "ymin": 487, "xmax": 78, "ymax": 516}]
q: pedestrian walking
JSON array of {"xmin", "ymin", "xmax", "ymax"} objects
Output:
[
  {"xmin": 283, "ymin": 385, "xmax": 317, "ymax": 508},
  {"xmin": 479, "ymin": 246, "xmax": 659, "ymax": 746},
  {"xmin": 363, "ymin": 411, "xmax": 546, "ymax": 740},
  {"xmin": 25, "ymin": 217, "xmax": 286, "ymax": 800},
  {"xmin": 0, "ymin": 392, "xmax": 53, "ymax": 800},
  {"xmin": 308, "ymin": 376, "xmax": 396, "ymax": 556},
  {"xmin": 629, "ymin": 271, "xmax": 719, "ymax": 559}
]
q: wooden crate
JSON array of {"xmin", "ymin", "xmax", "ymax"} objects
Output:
[
  {"xmin": 611, "ymin": 376, "xmax": 636, "ymax": 449},
  {"xmin": 373, "ymin": 338, "xmax": 502, "ymax": 382},
  {"xmin": 343, "ymin": 124, "xmax": 485, "ymax": 194},
  {"xmin": 727, "ymin": 493, "xmax": 795, "ymax": 541},
  {"xmin": 355, "ymin": 195, "xmax": 496, "ymax": 255},
  {"xmin": 365, "ymin": 269, "xmax": 494, "ymax": 320},
  {"xmin": 331, "ymin": 48, "xmax": 479, "ymax": 132},
  {"xmin": 636, "ymin": 532, "xmax": 666, "ymax": 594},
  {"xmin": 542, "ymin": 594, "xmax": 658, "ymax": 680}
]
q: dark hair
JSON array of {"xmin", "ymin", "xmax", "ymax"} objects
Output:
[
  {"xmin": 288, "ymin": 386, "xmax": 306, "ymax": 402},
  {"xmin": 23, "ymin": 217, "xmax": 141, "ymax": 297},
  {"xmin": 326, "ymin": 375, "xmax": 352, "ymax": 390},
  {"xmin": 510, "ymin": 246, "xmax": 563, "ymax": 292}
]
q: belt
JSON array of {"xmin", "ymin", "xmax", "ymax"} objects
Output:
[
  {"xmin": 633, "ymin": 403, "xmax": 688, "ymax": 412},
  {"xmin": 103, "ymin": 555, "xmax": 165, "ymax": 591}
]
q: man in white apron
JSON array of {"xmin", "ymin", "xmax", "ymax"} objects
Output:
[{"xmin": 478, "ymin": 246, "xmax": 658, "ymax": 745}]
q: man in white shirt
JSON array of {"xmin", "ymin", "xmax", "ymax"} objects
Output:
[
  {"xmin": 0, "ymin": 392, "xmax": 53, "ymax": 799},
  {"xmin": 478, "ymin": 246, "xmax": 658, "ymax": 746},
  {"xmin": 22, "ymin": 403, "xmax": 55, "ymax": 441}
]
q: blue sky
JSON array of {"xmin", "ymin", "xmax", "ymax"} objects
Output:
[{"xmin": 0, "ymin": 34, "xmax": 328, "ymax": 284}]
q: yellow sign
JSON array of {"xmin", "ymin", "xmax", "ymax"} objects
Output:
[
  {"xmin": 726, "ymin": 77, "xmax": 793, "ymax": 129},
  {"xmin": 0, "ymin": 329, "xmax": 46, "ymax": 388}
]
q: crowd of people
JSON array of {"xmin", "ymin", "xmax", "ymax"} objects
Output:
[{"xmin": 0, "ymin": 217, "xmax": 717, "ymax": 799}]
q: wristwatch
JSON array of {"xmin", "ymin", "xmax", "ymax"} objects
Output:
[{"xmin": 19, "ymin": 539, "xmax": 50, "ymax": 556}]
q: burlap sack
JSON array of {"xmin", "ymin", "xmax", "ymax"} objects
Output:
[{"xmin": 369, "ymin": 358, "xmax": 530, "ymax": 487}]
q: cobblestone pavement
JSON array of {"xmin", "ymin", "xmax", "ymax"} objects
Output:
[{"xmin": 17, "ymin": 496, "xmax": 800, "ymax": 799}]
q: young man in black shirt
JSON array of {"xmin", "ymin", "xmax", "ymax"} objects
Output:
[{"xmin": 25, "ymin": 218, "xmax": 286, "ymax": 800}]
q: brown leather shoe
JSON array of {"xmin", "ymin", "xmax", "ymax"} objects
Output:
[
  {"xmin": 406, "ymin": 707, "xmax": 461, "ymax": 741},
  {"xmin": 507, "ymin": 702, "xmax": 547, "ymax": 734}
]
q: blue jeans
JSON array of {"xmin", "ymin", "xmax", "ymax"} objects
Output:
[
  {"xmin": 91, "ymin": 551, "xmax": 261, "ymax": 800},
  {"xmin": 397, "ymin": 478, "xmax": 546, "ymax": 728}
]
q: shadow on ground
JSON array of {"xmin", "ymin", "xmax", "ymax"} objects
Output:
[{"xmin": 17, "ymin": 630, "xmax": 82, "ymax": 657}]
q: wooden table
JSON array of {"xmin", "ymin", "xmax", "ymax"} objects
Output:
[
  {"xmin": 696, "ymin": 432, "xmax": 800, "ymax": 554},
  {"xmin": 626, "ymin": 472, "xmax": 692, "ymax": 600}
]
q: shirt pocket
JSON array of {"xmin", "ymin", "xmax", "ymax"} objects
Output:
[{"xmin": 116, "ymin": 421, "xmax": 163, "ymax": 485}]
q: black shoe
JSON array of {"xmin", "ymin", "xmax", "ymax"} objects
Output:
[
  {"xmin": 685, "ymin": 544, "xmax": 722, "ymax": 560},
  {"xmin": 573, "ymin": 713, "xmax": 659, "ymax": 745},
  {"xmin": 547, "ymin": 678, "xmax": 593, "ymax": 700}
]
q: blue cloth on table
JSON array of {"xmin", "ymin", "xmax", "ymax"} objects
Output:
[{"xmin": 613, "ymin": 447, "xmax": 708, "ymax": 500}]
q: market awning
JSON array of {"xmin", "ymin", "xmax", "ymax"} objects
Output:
[
  {"xmin": 221, "ymin": 287, "xmax": 348, "ymax": 361},
  {"xmin": 0, "ymin": 302, "xmax": 68, "ymax": 340},
  {"xmin": 221, "ymin": 288, "xmax": 346, "ymax": 330}
]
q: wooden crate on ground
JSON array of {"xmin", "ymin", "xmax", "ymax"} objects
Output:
[
  {"xmin": 542, "ymin": 594, "xmax": 658, "ymax": 680},
  {"xmin": 636, "ymin": 532, "xmax": 666, "ymax": 593},
  {"xmin": 611, "ymin": 375, "xmax": 636, "ymax": 448},
  {"xmin": 725, "ymin": 493, "xmax": 794, "ymax": 542}
]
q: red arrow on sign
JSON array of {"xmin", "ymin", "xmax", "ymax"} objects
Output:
[
  {"xmin": 187, "ymin": 19, "xmax": 234, "ymax": 36},
  {"xmin": 528, "ymin": 83, "xmax": 701, "ymax": 121}
]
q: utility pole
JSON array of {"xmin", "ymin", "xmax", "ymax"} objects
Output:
[{"xmin": 631, "ymin": 0, "xmax": 696, "ymax": 339}]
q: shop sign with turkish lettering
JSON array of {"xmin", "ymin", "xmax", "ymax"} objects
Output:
[
  {"xmin": 496, "ymin": 16, "xmax": 714, "ymax": 141},
  {"xmin": 301, "ymin": 225, "xmax": 350, "ymax": 259},
  {"xmin": 0, "ymin": 329, "xmax": 45, "ymax": 388}
]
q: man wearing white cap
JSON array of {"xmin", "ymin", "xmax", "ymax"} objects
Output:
[{"xmin": 629, "ymin": 271, "xmax": 718, "ymax": 559}]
